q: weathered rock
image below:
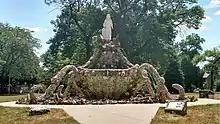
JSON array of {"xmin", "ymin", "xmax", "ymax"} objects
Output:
[
  {"xmin": 48, "ymin": 101, "xmax": 56, "ymax": 105},
  {"xmin": 29, "ymin": 107, "xmax": 50, "ymax": 116},
  {"xmin": 186, "ymin": 96, "xmax": 198, "ymax": 102}
]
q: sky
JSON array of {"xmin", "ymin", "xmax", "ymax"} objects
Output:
[
  {"xmin": 175, "ymin": 0, "xmax": 220, "ymax": 50},
  {"xmin": 0, "ymin": 0, "xmax": 60, "ymax": 56},
  {"xmin": 0, "ymin": 0, "xmax": 219, "ymax": 57}
]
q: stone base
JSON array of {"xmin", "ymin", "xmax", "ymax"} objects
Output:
[
  {"xmin": 17, "ymin": 95, "xmax": 158, "ymax": 105},
  {"xmin": 17, "ymin": 94, "xmax": 199, "ymax": 106}
]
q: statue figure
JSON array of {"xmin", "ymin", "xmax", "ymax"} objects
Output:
[{"xmin": 102, "ymin": 14, "xmax": 113, "ymax": 40}]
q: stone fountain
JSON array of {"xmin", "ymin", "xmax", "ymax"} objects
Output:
[{"xmin": 17, "ymin": 14, "xmax": 194, "ymax": 105}]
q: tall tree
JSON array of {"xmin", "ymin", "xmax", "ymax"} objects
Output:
[
  {"xmin": 164, "ymin": 59, "xmax": 184, "ymax": 93},
  {"xmin": 180, "ymin": 56, "xmax": 204, "ymax": 91},
  {"xmin": 43, "ymin": 0, "xmax": 204, "ymax": 75},
  {"xmin": 102, "ymin": 0, "xmax": 204, "ymax": 70},
  {"xmin": 193, "ymin": 47, "xmax": 220, "ymax": 72},
  {"xmin": 0, "ymin": 23, "xmax": 41, "ymax": 88},
  {"xmin": 45, "ymin": 0, "xmax": 105, "ymax": 59},
  {"xmin": 177, "ymin": 33, "xmax": 205, "ymax": 91},
  {"xmin": 193, "ymin": 47, "xmax": 220, "ymax": 90},
  {"xmin": 178, "ymin": 33, "xmax": 205, "ymax": 59}
]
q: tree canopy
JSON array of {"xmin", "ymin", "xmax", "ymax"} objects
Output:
[
  {"xmin": 42, "ymin": 0, "xmax": 205, "ymax": 75},
  {"xmin": 193, "ymin": 47, "xmax": 220, "ymax": 91},
  {"xmin": 176, "ymin": 33, "xmax": 205, "ymax": 91},
  {"xmin": 193, "ymin": 47, "xmax": 220, "ymax": 72},
  {"xmin": 0, "ymin": 23, "xmax": 42, "ymax": 87},
  {"xmin": 177, "ymin": 33, "xmax": 205, "ymax": 59}
]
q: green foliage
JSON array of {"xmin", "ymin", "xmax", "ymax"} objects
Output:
[
  {"xmin": 177, "ymin": 33, "xmax": 205, "ymax": 91},
  {"xmin": 0, "ymin": 23, "xmax": 41, "ymax": 86},
  {"xmin": 180, "ymin": 56, "xmax": 204, "ymax": 91},
  {"xmin": 193, "ymin": 47, "xmax": 220, "ymax": 72},
  {"xmin": 178, "ymin": 33, "xmax": 205, "ymax": 59},
  {"xmin": 41, "ymin": 51, "xmax": 72, "ymax": 74},
  {"xmin": 164, "ymin": 59, "xmax": 184, "ymax": 93},
  {"xmin": 192, "ymin": 47, "xmax": 220, "ymax": 90},
  {"xmin": 42, "ymin": 0, "xmax": 204, "ymax": 76},
  {"xmin": 215, "ymin": 79, "xmax": 220, "ymax": 92}
]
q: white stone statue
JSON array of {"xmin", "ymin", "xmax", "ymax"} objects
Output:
[{"xmin": 102, "ymin": 14, "xmax": 113, "ymax": 41}]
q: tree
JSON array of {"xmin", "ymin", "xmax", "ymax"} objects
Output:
[
  {"xmin": 164, "ymin": 59, "xmax": 184, "ymax": 93},
  {"xmin": 45, "ymin": 1, "xmax": 105, "ymax": 59},
  {"xmin": 41, "ymin": 50, "xmax": 73, "ymax": 74},
  {"xmin": 42, "ymin": 1, "xmax": 105, "ymax": 75},
  {"xmin": 0, "ymin": 23, "xmax": 41, "ymax": 90},
  {"xmin": 43, "ymin": 0, "xmax": 204, "ymax": 75},
  {"xmin": 180, "ymin": 56, "xmax": 204, "ymax": 91},
  {"xmin": 193, "ymin": 47, "xmax": 220, "ymax": 90},
  {"xmin": 178, "ymin": 33, "xmax": 205, "ymax": 59},
  {"xmin": 102, "ymin": 0, "xmax": 204, "ymax": 70},
  {"xmin": 177, "ymin": 33, "xmax": 205, "ymax": 91}
]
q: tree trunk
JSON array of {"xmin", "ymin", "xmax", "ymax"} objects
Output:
[
  {"xmin": 8, "ymin": 75, "xmax": 10, "ymax": 94},
  {"xmin": 210, "ymin": 70, "xmax": 214, "ymax": 91},
  {"xmin": 85, "ymin": 37, "xmax": 91, "ymax": 59}
]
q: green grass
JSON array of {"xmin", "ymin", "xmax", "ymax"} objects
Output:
[
  {"xmin": 0, "ymin": 94, "xmax": 27, "ymax": 103},
  {"xmin": 0, "ymin": 106, "xmax": 80, "ymax": 124},
  {"xmin": 151, "ymin": 104, "xmax": 220, "ymax": 124}
]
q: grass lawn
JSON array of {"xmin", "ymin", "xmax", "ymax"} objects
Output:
[
  {"xmin": 0, "ymin": 106, "xmax": 79, "ymax": 124},
  {"xmin": 0, "ymin": 94, "xmax": 27, "ymax": 103},
  {"xmin": 151, "ymin": 104, "xmax": 220, "ymax": 124}
]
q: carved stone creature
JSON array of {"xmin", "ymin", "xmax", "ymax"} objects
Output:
[
  {"xmin": 20, "ymin": 14, "xmax": 186, "ymax": 104},
  {"xmin": 29, "ymin": 84, "xmax": 45, "ymax": 104},
  {"xmin": 172, "ymin": 84, "xmax": 185, "ymax": 100},
  {"xmin": 56, "ymin": 85, "xmax": 64, "ymax": 99},
  {"xmin": 39, "ymin": 65, "xmax": 79, "ymax": 100}
]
